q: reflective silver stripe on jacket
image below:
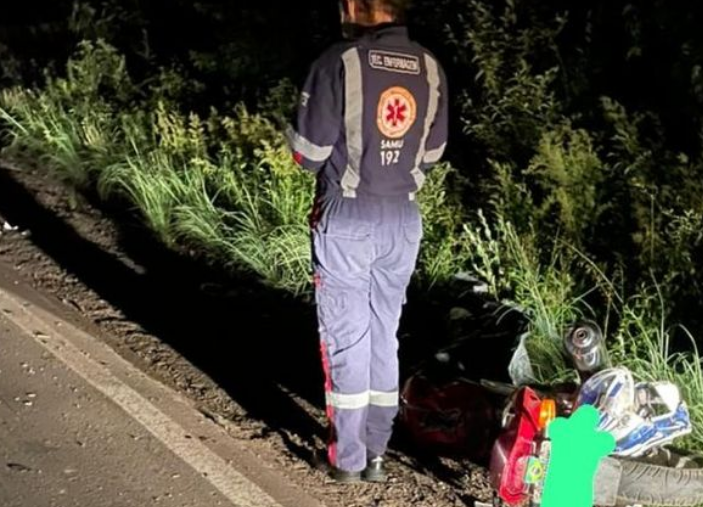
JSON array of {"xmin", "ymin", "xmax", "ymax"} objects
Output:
[
  {"xmin": 423, "ymin": 141, "xmax": 446, "ymax": 165},
  {"xmin": 341, "ymin": 48, "xmax": 363, "ymax": 198},
  {"xmin": 285, "ymin": 125, "xmax": 334, "ymax": 161},
  {"xmin": 410, "ymin": 53, "xmax": 441, "ymax": 195}
]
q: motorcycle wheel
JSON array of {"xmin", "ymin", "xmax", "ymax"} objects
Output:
[{"xmin": 614, "ymin": 447, "xmax": 703, "ymax": 507}]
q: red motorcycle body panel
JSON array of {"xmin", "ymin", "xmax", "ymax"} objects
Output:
[
  {"xmin": 399, "ymin": 373, "xmax": 500, "ymax": 463},
  {"xmin": 489, "ymin": 386, "xmax": 543, "ymax": 505}
]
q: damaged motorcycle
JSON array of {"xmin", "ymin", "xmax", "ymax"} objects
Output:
[{"xmin": 398, "ymin": 293, "xmax": 703, "ymax": 507}]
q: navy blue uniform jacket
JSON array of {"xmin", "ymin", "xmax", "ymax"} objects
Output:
[{"xmin": 286, "ymin": 24, "xmax": 449, "ymax": 201}]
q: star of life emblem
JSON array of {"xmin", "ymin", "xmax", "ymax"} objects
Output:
[{"xmin": 377, "ymin": 86, "xmax": 417, "ymax": 139}]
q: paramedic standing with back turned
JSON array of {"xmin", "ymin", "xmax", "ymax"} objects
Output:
[{"xmin": 286, "ymin": 0, "xmax": 449, "ymax": 484}]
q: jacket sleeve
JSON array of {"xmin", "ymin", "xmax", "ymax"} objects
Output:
[
  {"xmin": 420, "ymin": 61, "xmax": 449, "ymax": 172},
  {"xmin": 286, "ymin": 53, "xmax": 344, "ymax": 173}
]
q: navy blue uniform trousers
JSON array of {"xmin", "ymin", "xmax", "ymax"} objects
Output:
[{"xmin": 311, "ymin": 194, "xmax": 422, "ymax": 473}]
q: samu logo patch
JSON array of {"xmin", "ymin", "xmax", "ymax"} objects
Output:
[{"xmin": 377, "ymin": 86, "xmax": 417, "ymax": 139}]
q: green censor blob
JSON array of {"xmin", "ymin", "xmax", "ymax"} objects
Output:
[{"xmin": 540, "ymin": 404, "xmax": 616, "ymax": 507}]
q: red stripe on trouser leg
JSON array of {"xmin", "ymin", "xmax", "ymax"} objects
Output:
[
  {"xmin": 309, "ymin": 196, "xmax": 323, "ymax": 230},
  {"xmin": 320, "ymin": 340, "xmax": 337, "ymax": 467}
]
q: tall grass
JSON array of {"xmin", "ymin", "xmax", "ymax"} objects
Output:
[
  {"xmin": 0, "ymin": 88, "xmax": 105, "ymax": 189},
  {"xmin": 0, "ymin": 40, "xmax": 465, "ymax": 295},
  {"xmin": 460, "ymin": 208, "xmax": 703, "ymax": 449},
  {"xmin": 607, "ymin": 283, "xmax": 703, "ymax": 450},
  {"xmin": 458, "ymin": 209, "xmax": 587, "ymax": 383},
  {"xmin": 0, "ymin": 40, "xmax": 320, "ymax": 294}
]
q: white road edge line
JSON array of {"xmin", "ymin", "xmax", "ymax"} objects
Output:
[{"xmin": 0, "ymin": 287, "xmax": 282, "ymax": 507}]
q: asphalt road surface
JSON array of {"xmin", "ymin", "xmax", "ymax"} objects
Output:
[{"xmin": 0, "ymin": 272, "xmax": 324, "ymax": 507}]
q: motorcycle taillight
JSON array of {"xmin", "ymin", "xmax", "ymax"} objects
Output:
[{"xmin": 490, "ymin": 386, "xmax": 543, "ymax": 506}]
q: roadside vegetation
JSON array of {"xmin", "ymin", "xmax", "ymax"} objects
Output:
[{"xmin": 1, "ymin": 0, "xmax": 702, "ymax": 451}]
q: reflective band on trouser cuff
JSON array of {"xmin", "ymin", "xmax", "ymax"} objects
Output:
[
  {"xmin": 326, "ymin": 391, "xmax": 370, "ymax": 410},
  {"xmin": 286, "ymin": 125, "xmax": 333, "ymax": 162},
  {"xmin": 423, "ymin": 142, "xmax": 446, "ymax": 165},
  {"xmin": 370, "ymin": 390, "xmax": 399, "ymax": 408},
  {"xmin": 341, "ymin": 48, "xmax": 363, "ymax": 198},
  {"xmin": 410, "ymin": 54, "xmax": 441, "ymax": 193}
]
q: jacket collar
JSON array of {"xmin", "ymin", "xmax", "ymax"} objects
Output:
[
  {"xmin": 342, "ymin": 22, "xmax": 409, "ymax": 42},
  {"xmin": 366, "ymin": 23, "xmax": 409, "ymax": 38}
]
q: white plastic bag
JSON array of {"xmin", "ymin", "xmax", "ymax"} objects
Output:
[{"xmin": 508, "ymin": 331, "xmax": 537, "ymax": 385}]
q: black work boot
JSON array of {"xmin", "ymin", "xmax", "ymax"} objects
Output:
[
  {"xmin": 330, "ymin": 467, "xmax": 362, "ymax": 484},
  {"xmin": 361, "ymin": 456, "xmax": 387, "ymax": 482}
]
